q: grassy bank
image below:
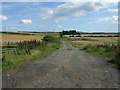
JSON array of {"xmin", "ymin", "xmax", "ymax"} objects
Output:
[
  {"xmin": 67, "ymin": 37, "xmax": 120, "ymax": 69},
  {"xmin": 2, "ymin": 35, "xmax": 62, "ymax": 70},
  {"xmin": 79, "ymin": 43, "xmax": 120, "ymax": 69}
]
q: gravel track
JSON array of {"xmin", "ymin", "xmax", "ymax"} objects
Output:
[{"xmin": 2, "ymin": 41, "xmax": 120, "ymax": 88}]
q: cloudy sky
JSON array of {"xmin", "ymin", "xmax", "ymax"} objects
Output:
[{"xmin": 0, "ymin": 1, "xmax": 118, "ymax": 32}]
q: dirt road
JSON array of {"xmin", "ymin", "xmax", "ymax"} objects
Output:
[{"xmin": 2, "ymin": 41, "xmax": 120, "ymax": 88}]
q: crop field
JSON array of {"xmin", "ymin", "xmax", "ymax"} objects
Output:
[
  {"xmin": 64, "ymin": 34, "xmax": 120, "ymax": 37},
  {"xmin": 81, "ymin": 34, "xmax": 120, "ymax": 37},
  {"xmin": 68, "ymin": 37, "xmax": 118, "ymax": 48},
  {"xmin": 1, "ymin": 34, "xmax": 44, "ymax": 44},
  {"xmin": 0, "ymin": 32, "xmax": 59, "ymax": 44},
  {"xmin": 1, "ymin": 31, "xmax": 59, "ymax": 36},
  {"xmin": 0, "ymin": 32, "xmax": 60, "ymax": 57}
]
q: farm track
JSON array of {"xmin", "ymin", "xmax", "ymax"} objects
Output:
[{"xmin": 2, "ymin": 41, "xmax": 120, "ymax": 88}]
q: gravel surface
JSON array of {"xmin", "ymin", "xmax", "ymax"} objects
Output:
[{"xmin": 2, "ymin": 41, "xmax": 120, "ymax": 88}]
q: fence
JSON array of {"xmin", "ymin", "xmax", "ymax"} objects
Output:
[{"xmin": 0, "ymin": 44, "xmax": 18, "ymax": 55}]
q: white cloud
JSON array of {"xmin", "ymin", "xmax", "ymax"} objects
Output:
[
  {"xmin": 0, "ymin": 15, "xmax": 8, "ymax": 21},
  {"xmin": 41, "ymin": 1, "xmax": 116, "ymax": 22},
  {"xmin": 98, "ymin": 16, "xmax": 118, "ymax": 24},
  {"xmin": 20, "ymin": 19, "xmax": 32, "ymax": 24},
  {"xmin": 58, "ymin": 25, "xmax": 62, "ymax": 28},
  {"xmin": 2, "ymin": 0, "xmax": 119, "ymax": 2},
  {"xmin": 62, "ymin": 0, "xmax": 119, "ymax": 2},
  {"xmin": 108, "ymin": 9, "xmax": 118, "ymax": 12},
  {"xmin": 9, "ymin": 27, "xmax": 19, "ymax": 30}
]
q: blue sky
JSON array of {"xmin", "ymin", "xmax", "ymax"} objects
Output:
[{"xmin": 1, "ymin": 1, "xmax": 118, "ymax": 32}]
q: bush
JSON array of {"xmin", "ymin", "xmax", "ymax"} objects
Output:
[
  {"xmin": 17, "ymin": 40, "xmax": 42, "ymax": 50},
  {"xmin": 16, "ymin": 40, "xmax": 42, "ymax": 55},
  {"xmin": 43, "ymin": 35, "xmax": 54, "ymax": 42},
  {"xmin": 43, "ymin": 35, "xmax": 60, "ymax": 43}
]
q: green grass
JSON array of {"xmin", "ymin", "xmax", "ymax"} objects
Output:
[
  {"xmin": 80, "ymin": 44, "xmax": 119, "ymax": 68},
  {"xmin": 81, "ymin": 44, "xmax": 115, "ymax": 56},
  {"xmin": 68, "ymin": 37, "xmax": 120, "ymax": 69},
  {"xmin": 2, "ymin": 35, "xmax": 62, "ymax": 70},
  {"xmin": 79, "ymin": 43, "xmax": 120, "ymax": 69}
]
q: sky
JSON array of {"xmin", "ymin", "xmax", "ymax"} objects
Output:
[{"xmin": 0, "ymin": 1, "xmax": 119, "ymax": 32}]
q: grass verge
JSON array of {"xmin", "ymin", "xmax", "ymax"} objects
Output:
[
  {"xmin": 2, "ymin": 35, "xmax": 62, "ymax": 70},
  {"xmin": 69, "ymin": 41, "xmax": 120, "ymax": 69}
]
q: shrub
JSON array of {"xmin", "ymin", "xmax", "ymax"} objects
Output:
[
  {"xmin": 42, "ymin": 35, "xmax": 60, "ymax": 44},
  {"xmin": 17, "ymin": 40, "xmax": 42, "ymax": 50},
  {"xmin": 16, "ymin": 40, "xmax": 42, "ymax": 55},
  {"xmin": 43, "ymin": 35, "xmax": 54, "ymax": 42}
]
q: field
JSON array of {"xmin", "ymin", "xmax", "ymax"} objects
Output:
[
  {"xmin": 65, "ymin": 35, "xmax": 120, "ymax": 68},
  {"xmin": 64, "ymin": 34, "xmax": 120, "ymax": 37},
  {"xmin": 68, "ymin": 37, "xmax": 118, "ymax": 48},
  {"xmin": 1, "ymin": 32, "xmax": 120, "ymax": 69},
  {"xmin": 1, "ymin": 34, "xmax": 44, "ymax": 44},
  {"xmin": 0, "ymin": 32, "xmax": 62, "ymax": 70},
  {"xmin": 1, "ymin": 31, "xmax": 59, "ymax": 44},
  {"xmin": 1, "ymin": 31, "xmax": 59, "ymax": 36}
]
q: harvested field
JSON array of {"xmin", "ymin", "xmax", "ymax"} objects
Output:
[
  {"xmin": 1, "ymin": 34, "xmax": 44, "ymax": 44},
  {"xmin": 64, "ymin": 34, "xmax": 120, "ymax": 37},
  {"xmin": 68, "ymin": 37, "xmax": 118, "ymax": 49},
  {"xmin": 68, "ymin": 37, "xmax": 98, "ymax": 41},
  {"xmin": 69, "ymin": 37, "xmax": 118, "ymax": 44},
  {"xmin": 81, "ymin": 34, "xmax": 120, "ymax": 37}
]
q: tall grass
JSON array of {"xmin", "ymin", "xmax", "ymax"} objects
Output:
[
  {"xmin": 114, "ymin": 39, "xmax": 120, "ymax": 68},
  {"xmin": 2, "ymin": 35, "xmax": 62, "ymax": 70},
  {"xmin": 80, "ymin": 43, "xmax": 120, "ymax": 69}
]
